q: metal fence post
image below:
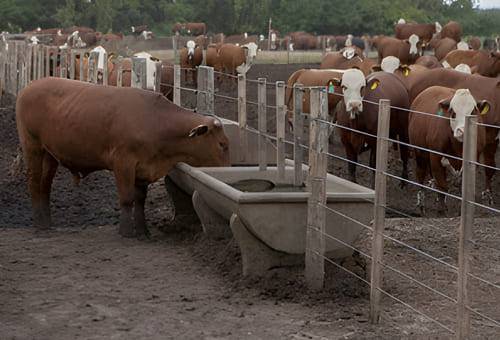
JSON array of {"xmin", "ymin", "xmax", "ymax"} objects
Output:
[
  {"xmin": 174, "ymin": 64, "xmax": 181, "ymax": 106},
  {"xmin": 238, "ymin": 73, "xmax": 247, "ymax": 163},
  {"xmin": 456, "ymin": 114, "xmax": 478, "ymax": 339},
  {"xmin": 293, "ymin": 84, "xmax": 304, "ymax": 186},
  {"xmin": 370, "ymin": 99, "xmax": 391, "ymax": 323},
  {"xmin": 305, "ymin": 87, "xmax": 329, "ymax": 290},
  {"xmin": 276, "ymin": 81, "xmax": 286, "ymax": 181},
  {"xmin": 258, "ymin": 77, "xmax": 267, "ymax": 171}
]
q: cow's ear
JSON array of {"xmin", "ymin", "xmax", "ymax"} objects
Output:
[
  {"xmin": 367, "ymin": 78, "xmax": 380, "ymax": 91},
  {"xmin": 400, "ymin": 65, "xmax": 411, "ymax": 77},
  {"xmin": 371, "ymin": 65, "xmax": 382, "ymax": 72},
  {"xmin": 438, "ymin": 98, "xmax": 451, "ymax": 116},
  {"xmin": 188, "ymin": 125, "xmax": 209, "ymax": 138},
  {"xmin": 477, "ymin": 100, "xmax": 491, "ymax": 116}
]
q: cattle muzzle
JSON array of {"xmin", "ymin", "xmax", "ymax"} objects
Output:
[{"xmin": 347, "ymin": 101, "xmax": 363, "ymax": 120}]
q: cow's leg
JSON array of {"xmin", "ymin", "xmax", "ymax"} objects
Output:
[
  {"xmin": 134, "ymin": 181, "xmax": 150, "ymax": 239},
  {"xmin": 430, "ymin": 154, "xmax": 448, "ymax": 215},
  {"xmin": 114, "ymin": 166, "xmax": 136, "ymax": 237},
  {"xmin": 345, "ymin": 147, "xmax": 358, "ymax": 183},
  {"xmin": 481, "ymin": 141, "xmax": 497, "ymax": 205},
  {"xmin": 25, "ymin": 146, "xmax": 46, "ymax": 229},
  {"xmin": 415, "ymin": 151, "xmax": 429, "ymax": 215},
  {"xmin": 39, "ymin": 152, "xmax": 58, "ymax": 229}
]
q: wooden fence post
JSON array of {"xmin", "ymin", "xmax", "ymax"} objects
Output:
[
  {"xmin": 206, "ymin": 66, "xmax": 214, "ymax": 115},
  {"xmin": 131, "ymin": 57, "xmax": 146, "ymax": 89},
  {"xmin": 116, "ymin": 56, "xmax": 123, "ymax": 87},
  {"xmin": 87, "ymin": 52, "xmax": 95, "ymax": 83},
  {"xmin": 155, "ymin": 62, "xmax": 162, "ymax": 92},
  {"xmin": 37, "ymin": 45, "xmax": 43, "ymax": 79},
  {"xmin": 10, "ymin": 42, "xmax": 18, "ymax": 94},
  {"xmin": 293, "ymin": 84, "xmax": 304, "ymax": 186},
  {"xmin": 26, "ymin": 44, "xmax": 32, "ymax": 83},
  {"xmin": 79, "ymin": 52, "xmax": 84, "ymax": 81},
  {"xmin": 102, "ymin": 52, "xmax": 108, "ymax": 86},
  {"xmin": 52, "ymin": 49, "xmax": 58, "ymax": 78},
  {"xmin": 238, "ymin": 73, "xmax": 247, "ymax": 163},
  {"xmin": 31, "ymin": 44, "xmax": 37, "ymax": 81},
  {"xmin": 174, "ymin": 64, "xmax": 181, "ymax": 106},
  {"xmin": 196, "ymin": 66, "xmax": 213, "ymax": 114},
  {"xmin": 59, "ymin": 50, "xmax": 67, "ymax": 79},
  {"xmin": 276, "ymin": 81, "xmax": 286, "ymax": 181},
  {"xmin": 456, "ymin": 114, "xmax": 478, "ymax": 339},
  {"xmin": 369, "ymin": 99, "xmax": 391, "ymax": 323},
  {"xmin": 45, "ymin": 46, "xmax": 50, "ymax": 77},
  {"xmin": 305, "ymin": 87, "xmax": 329, "ymax": 290},
  {"xmin": 69, "ymin": 50, "xmax": 76, "ymax": 80},
  {"xmin": 173, "ymin": 34, "xmax": 179, "ymax": 65},
  {"xmin": 17, "ymin": 43, "xmax": 25, "ymax": 94},
  {"xmin": 258, "ymin": 77, "xmax": 267, "ymax": 171}
]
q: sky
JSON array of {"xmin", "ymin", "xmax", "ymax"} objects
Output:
[{"xmin": 478, "ymin": 0, "xmax": 500, "ymax": 8}]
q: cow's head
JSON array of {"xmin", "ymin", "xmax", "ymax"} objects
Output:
[
  {"xmin": 454, "ymin": 64, "xmax": 471, "ymax": 74},
  {"xmin": 186, "ymin": 40, "xmax": 196, "ymax": 60},
  {"xmin": 457, "ymin": 41, "xmax": 469, "ymax": 50},
  {"xmin": 435, "ymin": 22, "xmax": 442, "ymax": 33},
  {"xmin": 489, "ymin": 51, "xmax": 500, "ymax": 76},
  {"xmin": 242, "ymin": 42, "xmax": 258, "ymax": 60},
  {"xmin": 339, "ymin": 69, "xmax": 366, "ymax": 119},
  {"xmin": 188, "ymin": 117, "xmax": 230, "ymax": 167},
  {"xmin": 438, "ymin": 89, "xmax": 491, "ymax": 142},
  {"xmin": 407, "ymin": 34, "xmax": 420, "ymax": 55}
]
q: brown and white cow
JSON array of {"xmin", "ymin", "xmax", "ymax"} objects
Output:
[
  {"xmin": 395, "ymin": 22, "xmax": 440, "ymax": 44},
  {"xmin": 439, "ymin": 21, "xmax": 462, "ymax": 43},
  {"xmin": 409, "ymin": 87, "xmax": 490, "ymax": 214},
  {"xmin": 429, "ymin": 37, "xmax": 457, "ymax": 61},
  {"xmin": 406, "ymin": 68, "xmax": 500, "ymax": 202},
  {"xmin": 334, "ymin": 69, "xmax": 410, "ymax": 185},
  {"xmin": 442, "ymin": 50, "xmax": 500, "ymax": 77},
  {"xmin": 375, "ymin": 35, "xmax": 421, "ymax": 65},
  {"xmin": 320, "ymin": 50, "xmax": 376, "ymax": 76},
  {"xmin": 180, "ymin": 40, "xmax": 203, "ymax": 85},
  {"xmin": 16, "ymin": 78, "xmax": 229, "ymax": 237}
]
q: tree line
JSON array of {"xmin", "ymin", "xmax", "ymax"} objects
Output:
[{"xmin": 1, "ymin": 0, "xmax": 499, "ymax": 37}]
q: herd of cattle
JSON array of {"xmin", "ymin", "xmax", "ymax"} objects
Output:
[{"xmin": 7, "ymin": 18, "xmax": 500, "ymax": 236}]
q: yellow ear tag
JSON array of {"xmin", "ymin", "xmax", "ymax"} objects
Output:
[
  {"xmin": 403, "ymin": 68, "xmax": 410, "ymax": 77},
  {"xmin": 370, "ymin": 81, "xmax": 379, "ymax": 90},
  {"xmin": 480, "ymin": 104, "xmax": 490, "ymax": 115}
]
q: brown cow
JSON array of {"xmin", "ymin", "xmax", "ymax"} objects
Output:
[
  {"xmin": 180, "ymin": 40, "xmax": 203, "ymax": 85},
  {"xmin": 443, "ymin": 50, "xmax": 500, "ymax": 77},
  {"xmin": 290, "ymin": 32, "xmax": 317, "ymax": 50},
  {"xmin": 409, "ymin": 86, "xmax": 490, "ymax": 214},
  {"xmin": 131, "ymin": 25, "xmax": 148, "ymax": 35},
  {"xmin": 335, "ymin": 70, "xmax": 410, "ymax": 185},
  {"xmin": 194, "ymin": 35, "xmax": 208, "ymax": 49},
  {"xmin": 108, "ymin": 58, "xmax": 132, "ymax": 87},
  {"xmin": 440, "ymin": 21, "xmax": 462, "ymax": 43},
  {"xmin": 320, "ymin": 51, "xmax": 376, "ymax": 76},
  {"xmin": 395, "ymin": 22, "xmax": 438, "ymax": 43},
  {"xmin": 285, "ymin": 69, "xmax": 346, "ymax": 125},
  {"xmin": 415, "ymin": 55, "xmax": 442, "ymax": 69},
  {"xmin": 16, "ymin": 78, "xmax": 230, "ymax": 237},
  {"xmin": 218, "ymin": 43, "xmax": 248, "ymax": 76},
  {"xmin": 185, "ymin": 23, "xmax": 207, "ymax": 36},
  {"xmin": 62, "ymin": 26, "xmax": 94, "ymax": 34},
  {"xmin": 429, "ymin": 37, "xmax": 457, "ymax": 61},
  {"xmin": 406, "ymin": 68, "xmax": 500, "ymax": 202},
  {"xmin": 206, "ymin": 44, "xmax": 223, "ymax": 71},
  {"xmin": 100, "ymin": 33, "xmax": 123, "ymax": 43},
  {"xmin": 468, "ymin": 36, "xmax": 482, "ymax": 50},
  {"xmin": 375, "ymin": 35, "xmax": 421, "ymax": 65}
]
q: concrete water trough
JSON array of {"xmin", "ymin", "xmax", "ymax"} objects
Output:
[{"xmin": 168, "ymin": 162, "xmax": 374, "ymax": 276}]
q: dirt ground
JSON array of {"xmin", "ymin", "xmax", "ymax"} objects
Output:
[{"xmin": 1, "ymin": 64, "xmax": 499, "ymax": 339}]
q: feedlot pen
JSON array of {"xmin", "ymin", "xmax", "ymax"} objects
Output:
[{"xmin": 0, "ymin": 40, "xmax": 499, "ymax": 339}]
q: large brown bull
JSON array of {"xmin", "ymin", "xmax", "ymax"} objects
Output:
[
  {"xmin": 335, "ymin": 70, "xmax": 410, "ymax": 185},
  {"xmin": 16, "ymin": 78, "xmax": 229, "ymax": 237},
  {"xmin": 409, "ymin": 86, "xmax": 490, "ymax": 214},
  {"xmin": 406, "ymin": 68, "xmax": 500, "ymax": 201},
  {"xmin": 442, "ymin": 50, "xmax": 500, "ymax": 77},
  {"xmin": 395, "ymin": 22, "xmax": 437, "ymax": 43}
]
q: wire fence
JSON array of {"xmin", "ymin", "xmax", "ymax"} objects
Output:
[{"xmin": 2, "ymin": 38, "xmax": 499, "ymax": 339}]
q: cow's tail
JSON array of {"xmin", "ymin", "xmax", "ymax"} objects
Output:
[{"xmin": 10, "ymin": 146, "xmax": 24, "ymax": 177}]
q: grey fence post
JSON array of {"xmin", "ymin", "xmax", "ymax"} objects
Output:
[
  {"xmin": 196, "ymin": 66, "xmax": 214, "ymax": 115},
  {"xmin": 116, "ymin": 56, "xmax": 123, "ymax": 87},
  {"xmin": 369, "ymin": 99, "xmax": 391, "ymax": 323},
  {"xmin": 51, "ymin": 49, "xmax": 57, "ymax": 79},
  {"xmin": 131, "ymin": 57, "xmax": 147, "ymax": 89},
  {"xmin": 155, "ymin": 62, "xmax": 162, "ymax": 92},
  {"xmin": 69, "ymin": 50, "xmax": 76, "ymax": 80},
  {"xmin": 456, "ymin": 114, "xmax": 478, "ymax": 339},
  {"xmin": 238, "ymin": 74, "xmax": 247, "ymax": 163},
  {"xmin": 276, "ymin": 81, "xmax": 286, "ymax": 181},
  {"xmin": 59, "ymin": 50, "xmax": 67, "ymax": 79},
  {"xmin": 174, "ymin": 64, "xmax": 181, "ymax": 106},
  {"xmin": 102, "ymin": 52, "xmax": 108, "ymax": 86},
  {"xmin": 45, "ymin": 46, "xmax": 50, "ymax": 77},
  {"xmin": 79, "ymin": 52, "xmax": 84, "ymax": 81},
  {"xmin": 258, "ymin": 77, "xmax": 267, "ymax": 171},
  {"xmin": 293, "ymin": 84, "xmax": 304, "ymax": 186},
  {"xmin": 305, "ymin": 87, "xmax": 329, "ymax": 290}
]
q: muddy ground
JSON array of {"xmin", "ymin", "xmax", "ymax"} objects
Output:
[{"xmin": 1, "ymin": 64, "xmax": 499, "ymax": 339}]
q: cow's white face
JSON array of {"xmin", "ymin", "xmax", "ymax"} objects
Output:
[
  {"xmin": 447, "ymin": 89, "xmax": 476, "ymax": 142},
  {"xmin": 243, "ymin": 42, "xmax": 258, "ymax": 59},
  {"xmin": 244, "ymin": 32, "xmax": 248, "ymax": 39},
  {"xmin": 435, "ymin": 22, "xmax": 442, "ymax": 33},
  {"xmin": 342, "ymin": 47, "xmax": 356, "ymax": 60},
  {"xmin": 341, "ymin": 69, "xmax": 366, "ymax": 119},
  {"xmin": 457, "ymin": 41, "xmax": 469, "ymax": 50},
  {"xmin": 186, "ymin": 40, "xmax": 196, "ymax": 58},
  {"xmin": 398, "ymin": 18, "xmax": 406, "ymax": 24},
  {"xmin": 408, "ymin": 34, "xmax": 420, "ymax": 55},
  {"xmin": 455, "ymin": 64, "xmax": 471, "ymax": 74},
  {"xmin": 381, "ymin": 56, "xmax": 400, "ymax": 73}
]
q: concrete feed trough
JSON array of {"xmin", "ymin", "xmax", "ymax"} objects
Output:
[{"xmin": 170, "ymin": 163, "xmax": 374, "ymax": 276}]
